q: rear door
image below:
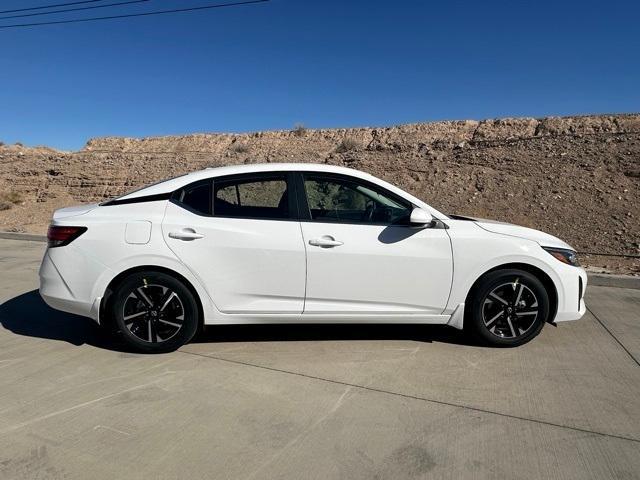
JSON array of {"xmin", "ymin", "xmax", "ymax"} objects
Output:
[
  {"xmin": 297, "ymin": 172, "xmax": 453, "ymax": 314},
  {"xmin": 162, "ymin": 172, "xmax": 306, "ymax": 314}
]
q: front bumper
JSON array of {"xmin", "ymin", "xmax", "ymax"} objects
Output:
[{"xmin": 554, "ymin": 267, "xmax": 587, "ymax": 322}]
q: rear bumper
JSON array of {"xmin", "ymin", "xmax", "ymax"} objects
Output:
[
  {"xmin": 38, "ymin": 249, "xmax": 103, "ymax": 323},
  {"xmin": 39, "ymin": 290, "xmax": 96, "ymax": 321},
  {"xmin": 554, "ymin": 267, "xmax": 587, "ymax": 322}
]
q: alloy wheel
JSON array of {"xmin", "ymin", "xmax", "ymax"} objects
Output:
[
  {"xmin": 122, "ymin": 283, "xmax": 185, "ymax": 343},
  {"xmin": 482, "ymin": 279, "xmax": 539, "ymax": 339}
]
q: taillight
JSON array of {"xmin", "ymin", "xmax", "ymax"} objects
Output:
[{"xmin": 47, "ymin": 226, "xmax": 87, "ymax": 248}]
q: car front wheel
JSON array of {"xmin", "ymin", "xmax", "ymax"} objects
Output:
[
  {"xmin": 466, "ymin": 269, "xmax": 550, "ymax": 347},
  {"xmin": 110, "ymin": 271, "xmax": 199, "ymax": 353}
]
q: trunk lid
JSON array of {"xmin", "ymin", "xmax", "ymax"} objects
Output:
[{"xmin": 52, "ymin": 204, "xmax": 99, "ymax": 221}]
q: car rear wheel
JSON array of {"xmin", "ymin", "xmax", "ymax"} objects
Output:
[
  {"xmin": 110, "ymin": 271, "xmax": 199, "ymax": 353},
  {"xmin": 466, "ymin": 269, "xmax": 549, "ymax": 347}
]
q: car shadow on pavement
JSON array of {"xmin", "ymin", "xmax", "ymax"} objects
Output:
[
  {"xmin": 0, "ymin": 290, "xmax": 479, "ymax": 351},
  {"xmin": 195, "ymin": 323, "xmax": 477, "ymax": 346},
  {"xmin": 0, "ymin": 289, "xmax": 132, "ymax": 352}
]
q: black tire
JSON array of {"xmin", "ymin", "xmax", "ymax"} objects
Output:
[
  {"xmin": 110, "ymin": 271, "xmax": 199, "ymax": 353},
  {"xmin": 466, "ymin": 269, "xmax": 549, "ymax": 347}
]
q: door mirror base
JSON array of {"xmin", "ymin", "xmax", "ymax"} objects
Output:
[{"xmin": 409, "ymin": 208, "xmax": 434, "ymax": 227}]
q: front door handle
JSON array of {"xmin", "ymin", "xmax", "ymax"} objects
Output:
[
  {"xmin": 168, "ymin": 228, "xmax": 205, "ymax": 241},
  {"xmin": 309, "ymin": 236, "xmax": 343, "ymax": 248}
]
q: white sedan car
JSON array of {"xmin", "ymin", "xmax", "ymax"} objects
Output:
[{"xmin": 40, "ymin": 163, "xmax": 586, "ymax": 352}]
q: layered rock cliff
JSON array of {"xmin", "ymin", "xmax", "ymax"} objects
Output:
[{"xmin": 1, "ymin": 114, "xmax": 638, "ymax": 273}]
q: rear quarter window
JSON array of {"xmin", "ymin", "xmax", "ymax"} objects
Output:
[{"xmin": 173, "ymin": 181, "xmax": 212, "ymax": 215}]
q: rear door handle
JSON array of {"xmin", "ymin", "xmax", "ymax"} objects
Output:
[
  {"xmin": 168, "ymin": 228, "xmax": 205, "ymax": 241},
  {"xmin": 308, "ymin": 236, "xmax": 343, "ymax": 248}
]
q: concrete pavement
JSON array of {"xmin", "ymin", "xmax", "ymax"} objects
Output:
[{"xmin": 0, "ymin": 238, "xmax": 638, "ymax": 479}]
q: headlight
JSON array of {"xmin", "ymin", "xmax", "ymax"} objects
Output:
[{"xmin": 542, "ymin": 247, "xmax": 580, "ymax": 266}]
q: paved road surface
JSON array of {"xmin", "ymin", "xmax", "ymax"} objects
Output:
[{"xmin": 0, "ymin": 239, "xmax": 638, "ymax": 479}]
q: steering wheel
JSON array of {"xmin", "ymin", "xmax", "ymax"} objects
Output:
[{"xmin": 363, "ymin": 199, "xmax": 376, "ymax": 222}]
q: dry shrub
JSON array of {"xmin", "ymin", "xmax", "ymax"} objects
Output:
[
  {"xmin": 292, "ymin": 124, "xmax": 307, "ymax": 137},
  {"xmin": 230, "ymin": 142, "xmax": 250, "ymax": 154},
  {"xmin": 3, "ymin": 191, "xmax": 23, "ymax": 203},
  {"xmin": 0, "ymin": 190, "xmax": 23, "ymax": 210},
  {"xmin": 336, "ymin": 137, "xmax": 359, "ymax": 153}
]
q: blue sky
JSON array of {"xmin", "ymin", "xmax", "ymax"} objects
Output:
[{"xmin": 0, "ymin": 0, "xmax": 638, "ymax": 150}]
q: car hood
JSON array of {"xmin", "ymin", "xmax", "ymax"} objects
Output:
[
  {"xmin": 458, "ymin": 216, "xmax": 574, "ymax": 250},
  {"xmin": 52, "ymin": 203, "xmax": 99, "ymax": 221}
]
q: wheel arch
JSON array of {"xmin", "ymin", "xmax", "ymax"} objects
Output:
[
  {"xmin": 99, "ymin": 265, "xmax": 205, "ymax": 330},
  {"xmin": 464, "ymin": 262, "xmax": 558, "ymax": 325}
]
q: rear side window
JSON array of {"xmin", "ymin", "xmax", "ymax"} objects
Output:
[
  {"xmin": 213, "ymin": 175, "xmax": 290, "ymax": 219},
  {"xmin": 174, "ymin": 181, "xmax": 212, "ymax": 215}
]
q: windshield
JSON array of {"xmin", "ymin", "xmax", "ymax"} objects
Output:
[{"xmin": 356, "ymin": 185, "xmax": 406, "ymax": 209}]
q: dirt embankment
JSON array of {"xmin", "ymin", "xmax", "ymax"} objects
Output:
[{"xmin": 1, "ymin": 114, "xmax": 638, "ymax": 273}]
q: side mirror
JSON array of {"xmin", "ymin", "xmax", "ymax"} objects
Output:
[{"xmin": 409, "ymin": 207, "xmax": 433, "ymax": 227}]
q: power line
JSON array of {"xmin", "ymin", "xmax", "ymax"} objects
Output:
[
  {"xmin": 0, "ymin": 0, "xmax": 150, "ymax": 20},
  {"xmin": 0, "ymin": 0, "xmax": 106, "ymax": 14},
  {"xmin": 0, "ymin": 0, "xmax": 269, "ymax": 29}
]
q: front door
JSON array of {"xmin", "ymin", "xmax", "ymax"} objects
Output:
[
  {"xmin": 163, "ymin": 173, "xmax": 306, "ymax": 314},
  {"xmin": 298, "ymin": 173, "xmax": 453, "ymax": 314}
]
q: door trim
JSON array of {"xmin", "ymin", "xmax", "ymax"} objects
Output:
[{"xmin": 200, "ymin": 311, "xmax": 451, "ymax": 325}]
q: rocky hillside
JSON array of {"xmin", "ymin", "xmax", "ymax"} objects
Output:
[{"xmin": 1, "ymin": 114, "xmax": 638, "ymax": 273}]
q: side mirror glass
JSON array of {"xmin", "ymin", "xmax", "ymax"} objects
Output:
[{"xmin": 409, "ymin": 207, "xmax": 433, "ymax": 227}]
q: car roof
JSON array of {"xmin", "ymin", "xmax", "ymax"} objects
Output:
[
  {"xmin": 203, "ymin": 162, "xmax": 372, "ymax": 178},
  {"xmin": 115, "ymin": 162, "xmax": 447, "ymax": 219},
  {"xmin": 119, "ymin": 163, "xmax": 378, "ymax": 199}
]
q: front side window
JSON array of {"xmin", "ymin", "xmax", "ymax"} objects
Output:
[
  {"xmin": 213, "ymin": 175, "xmax": 290, "ymax": 219},
  {"xmin": 303, "ymin": 174, "xmax": 411, "ymax": 224}
]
